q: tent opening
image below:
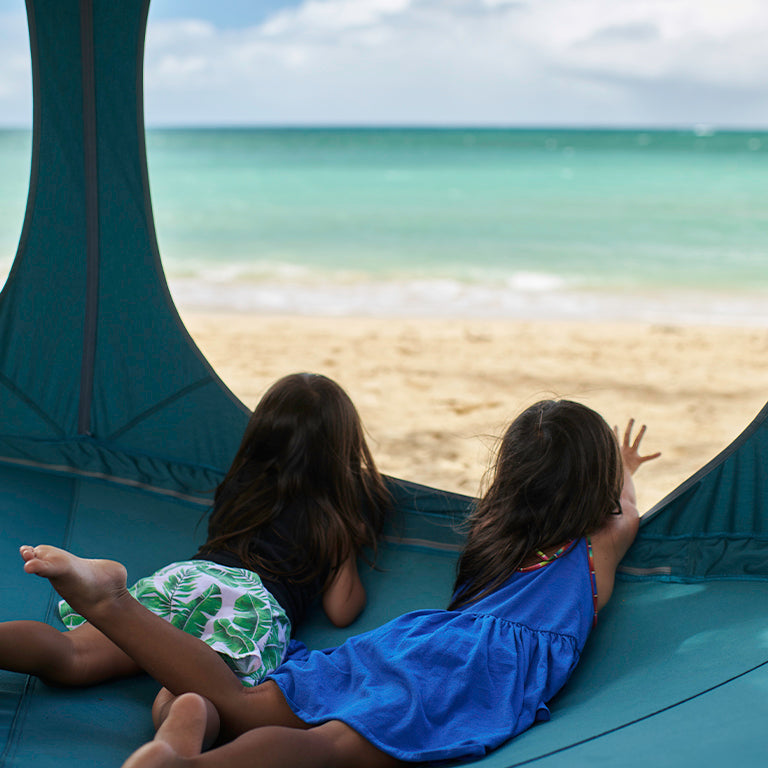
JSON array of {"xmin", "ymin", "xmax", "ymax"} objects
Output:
[{"xmin": 137, "ymin": 3, "xmax": 768, "ymax": 509}]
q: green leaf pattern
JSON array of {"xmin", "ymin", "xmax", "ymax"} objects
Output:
[
  {"xmin": 58, "ymin": 600, "xmax": 87, "ymax": 629},
  {"xmin": 58, "ymin": 560, "xmax": 291, "ymax": 687}
]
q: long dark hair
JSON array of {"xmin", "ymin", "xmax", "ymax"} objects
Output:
[
  {"xmin": 449, "ymin": 399, "xmax": 623, "ymax": 610},
  {"xmin": 198, "ymin": 373, "xmax": 390, "ymax": 587}
]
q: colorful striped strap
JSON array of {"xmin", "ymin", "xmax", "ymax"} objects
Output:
[
  {"xmin": 518, "ymin": 539, "xmax": 576, "ymax": 572},
  {"xmin": 586, "ymin": 536, "xmax": 599, "ymax": 627}
]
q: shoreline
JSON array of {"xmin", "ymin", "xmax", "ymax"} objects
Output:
[
  {"xmin": 168, "ymin": 278, "xmax": 768, "ymax": 328},
  {"xmin": 178, "ymin": 310, "xmax": 768, "ymax": 514}
]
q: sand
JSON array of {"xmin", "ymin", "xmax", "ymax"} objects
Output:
[{"xmin": 179, "ymin": 311, "xmax": 768, "ymax": 514}]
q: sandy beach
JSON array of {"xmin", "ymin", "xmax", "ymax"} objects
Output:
[{"xmin": 180, "ymin": 311, "xmax": 768, "ymax": 515}]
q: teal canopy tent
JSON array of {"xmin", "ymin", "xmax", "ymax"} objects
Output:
[{"xmin": 1, "ymin": 1, "xmax": 766, "ymax": 765}]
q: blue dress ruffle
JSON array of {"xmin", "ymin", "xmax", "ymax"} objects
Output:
[{"xmin": 269, "ymin": 538, "xmax": 596, "ymax": 763}]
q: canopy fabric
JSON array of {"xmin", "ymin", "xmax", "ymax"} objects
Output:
[
  {"xmin": 0, "ymin": 0, "xmax": 246, "ymax": 502},
  {"xmin": 0, "ymin": 1, "xmax": 766, "ymax": 765},
  {"xmin": 620, "ymin": 401, "xmax": 768, "ymax": 581}
]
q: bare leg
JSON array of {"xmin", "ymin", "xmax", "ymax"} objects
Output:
[
  {"xmin": 21, "ymin": 545, "xmax": 303, "ymax": 737},
  {"xmin": 123, "ymin": 710, "xmax": 402, "ymax": 768},
  {"xmin": 0, "ymin": 619, "xmax": 141, "ymax": 686}
]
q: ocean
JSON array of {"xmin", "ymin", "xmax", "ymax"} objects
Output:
[{"xmin": 2, "ymin": 127, "xmax": 767, "ymax": 324}]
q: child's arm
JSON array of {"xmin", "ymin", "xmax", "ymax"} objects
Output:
[
  {"xmin": 322, "ymin": 554, "xmax": 366, "ymax": 627},
  {"xmin": 591, "ymin": 420, "xmax": 660, "ymax": 610}
]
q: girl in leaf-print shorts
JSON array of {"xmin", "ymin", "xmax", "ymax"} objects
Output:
[
  {"xmin": 0, "ymin": 373, "xmax": 392, "ymax": 695},
  {"xmin": 59, "ymin": 559, "xmax": 291, "ymax": 687}
]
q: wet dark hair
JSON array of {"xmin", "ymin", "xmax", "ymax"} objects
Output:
[
  {"xmin": 198, "ymin": 373, "xmax": 390, "ymax": 587},
  {"xmin": 449, "ymin": 399, "xmax": 623, "ymax": 610}
]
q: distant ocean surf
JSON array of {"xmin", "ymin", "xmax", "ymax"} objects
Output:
[{"xmin": 2, "ymin": 127, "xmax": 767, "ymax": 324}]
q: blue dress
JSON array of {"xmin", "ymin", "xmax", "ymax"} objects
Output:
[{"xmin": 268, "ymin": 538, "xmax": 597, "ymax": 763}]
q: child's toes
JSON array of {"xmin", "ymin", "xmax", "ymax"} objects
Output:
[
  {"xmin": 19, "ymin": 545, "xmax": 37, "ymax": 561},
  {"xmin": 22, "ymin": 549, "xmax": 50, "ymax": 575}
]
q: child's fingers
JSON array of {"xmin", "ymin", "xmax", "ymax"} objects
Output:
[
  {"xmin": 623, "ymin": 418, "xmax": 635, "ymax": 447},
  {"xmin": 632, "ymin": 423, "xmax": 647, "ymax": 449},
  {"xmin": 615, "ymin": 419, "xmax": 660, "ymax": 473}
]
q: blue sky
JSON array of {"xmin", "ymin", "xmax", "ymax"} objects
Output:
[{"xmin": 1, "ymin": 0, "xmax": 767, "ymax": 128}]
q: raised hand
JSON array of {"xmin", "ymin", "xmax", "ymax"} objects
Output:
[{"xmin": 615, "ymin": 419, "xmax": 661, "ymax": 475}]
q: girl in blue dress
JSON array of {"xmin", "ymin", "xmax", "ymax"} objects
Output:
[{"xmin": 20, "ymin": 399, "xmax": 659, "ymax": 768}]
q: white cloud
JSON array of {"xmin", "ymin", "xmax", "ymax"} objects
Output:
[
  {"xmin": 530, "ymin": 0, "xmax": 768, "ymax": 89},
  {"xmin": 261, "ymin": 0, "xmax": 413, "ymax": 35},
  {"xmin": 2, "ymin": 0, "xmax": 768, "ymax": 127},
  {"xmin": 139, "ymin": 0, "xmax": 768, "ymax": 126}
]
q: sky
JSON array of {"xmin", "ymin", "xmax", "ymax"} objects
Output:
[{"xmin": 1, "ymin": 0, "xmax": 767, "ymax": 128}]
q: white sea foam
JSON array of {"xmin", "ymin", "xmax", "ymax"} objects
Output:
[
  {"xmin": 168, "ymin": 273, "xmax": 768, "ymax": 327},
  {"xmin": 504, "ymin": 271, "xmax": 566, "ymax": 292},
  {"xmin": 1, "ymin": 247, "xmax": 764, "ymax": 326}
]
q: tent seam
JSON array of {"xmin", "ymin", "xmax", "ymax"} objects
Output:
[
  {"xmin": 77, "ymin": 0, "xmax": 99, "ymax": 436},
  {"xmin": 0, "ymin": 454, "xmax": 214, "ymax": 506},
  {"xmin": 105, "ymin": 376, "xmax": 216, "ymax": 441},
  {"xmin": 0, "ymin": 371, "xmax": 66, "ymax": 436},
  {"xmin": 0, "ymin": 432, "xmax": 224, "ymax": 474}
]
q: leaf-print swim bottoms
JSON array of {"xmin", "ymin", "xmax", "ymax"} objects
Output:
[{"xmin": 58, "ymin": 560, "xmax": 292, "ymax": 686}]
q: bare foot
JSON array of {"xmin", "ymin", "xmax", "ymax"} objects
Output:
[
  {"xmin": 156, "ymin": 692, "xmax": 218, "ymax": 757},
  {"xmin": 153, "ymin": 688, "xmax": 221, "ymax": 749},
  {"xmin": 122, "ymin": 693, "xmax": 212, "ymax": 768},
  {"xmin": 20, "ymin": 544, "xmax": 128, "ymax": 616},
  {"xmin": 121, "ymin": 741, "xmax": 185, "ymax": 768}
]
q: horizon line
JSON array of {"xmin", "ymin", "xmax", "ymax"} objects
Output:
[{"xmin": 2, "ymin": 122, "xmax": 768, "ymax": 133}]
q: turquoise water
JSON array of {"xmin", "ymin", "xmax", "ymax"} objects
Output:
[{"xmin": 2, "ymin": 127, "xmax": 768, "ymax": 321}]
